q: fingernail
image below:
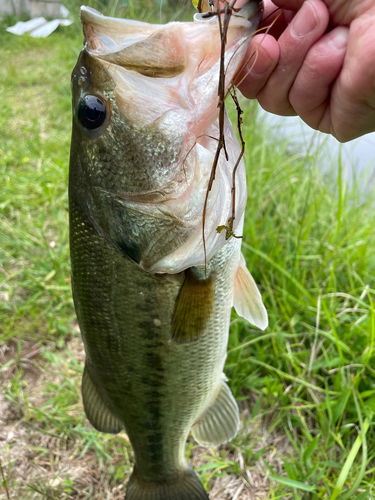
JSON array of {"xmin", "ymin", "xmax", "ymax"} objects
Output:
[
  {"xmin": 292, "ymin": 1, "xmax": 319, "ymax": 38},
  {"xmin": 328, "ymin": 27, "xmax": 349, "ymax": 50}
]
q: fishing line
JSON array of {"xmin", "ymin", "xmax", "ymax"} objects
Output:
[
  {"xmin": 159, "ymin": 0, "xmax": 164, "ymax": 23},
  {"xmin": 228, "ymin": 9, "xmax": 283, "ymax": 92}
]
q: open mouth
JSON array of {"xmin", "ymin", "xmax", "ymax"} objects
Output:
[{"xmin": 77, "ymin": 3, "xmax": 260, "ymax": 273}]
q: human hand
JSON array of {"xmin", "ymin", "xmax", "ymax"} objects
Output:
[{"xmin": 236, "ymin": 0, "xmax": 375, "ymax": 142}]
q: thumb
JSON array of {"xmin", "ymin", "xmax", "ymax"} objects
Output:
[{"xmin": 236, "ymin": 34, "xmax": 280, "ymax": 98}]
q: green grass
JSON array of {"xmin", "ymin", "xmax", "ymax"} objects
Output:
[{"xmin": 1, "ymin": 5, "xmax": 375, "ymax": 499}]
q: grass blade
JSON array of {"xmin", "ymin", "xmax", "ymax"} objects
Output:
[
  {"xmin": 331, "ymin": 386, "xmax": 370, "ymax": 500},
  {"xmin": 269, "ymin": 475, "xmax": 315, "ymax": 492}
]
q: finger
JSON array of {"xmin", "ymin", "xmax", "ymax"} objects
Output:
[
  {"xmin": 273, "ymin": 0, "xmax": 366, "ymax": 26},
  {"xmin": 262, "ymin": 0, "xmax": 282, "ymax": 20},
  {"xmin": 260, "ymin": 2, "xmax": 295, "ymax": 40},
  {"xmin": 270, "ymin": 0, "xmax": 356, "ymax": 25},
  {"xmin": 328, "ymin": 14, "xmax": 375, "ymax": 141},
  {"xmin": 236, "ymin": 34, "xmax": 280, "ymax": 98},
  {"xmin": 271, "ymin": 0, "xmax": 306, "ymax": 10},
  {"xmin": 257, "ymin": 0, "xmax": 329, "ymax": 116},
  {"xmin": 228, "ymin": 0, "xmax": 294, "ymax": 38},
  {"xmin": 288, "ymin": 27, "xmax": 348, "ymax": 132}
]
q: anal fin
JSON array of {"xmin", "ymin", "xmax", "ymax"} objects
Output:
[
  {"xmin": 82, "ymin": 365, "xmax": 124, "ymax": 434},
  {"xmin": 233, "ymin": 253, "xmax": 268, "ymax": 330},
  {"xmin": 191, "ymin": 377, "xmax": 239, "ymax": 447}
]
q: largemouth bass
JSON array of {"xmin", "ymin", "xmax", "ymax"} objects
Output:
[{"xmin": 69, "ymin": 3, "xmax": 267, "ymax": 499}]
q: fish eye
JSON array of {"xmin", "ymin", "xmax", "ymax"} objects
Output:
[{"xmin": 78, "ymin": 95, "xmax": 106, "ymax": 130}]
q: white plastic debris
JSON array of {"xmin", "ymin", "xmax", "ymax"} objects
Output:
[
  {"xmin": 6, "ymin": 17, "xmax": 46, "ymax": 35},
  {"xmin": 6, "ymin": 6, "xmax": 73, "ymax": 38},
  {"xmin": 31, "ymin": 18, "xmax": 73, "ymax": 37},
  {"xmin": 60, "ymin": 4, "xmax": 69, "ymax": 18}
]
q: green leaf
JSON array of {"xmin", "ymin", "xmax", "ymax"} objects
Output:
[
  {"xmin": 252, "ymin": 446, "xmax": 267, "ymax": 461},
  {"xmin": 353, "ymin": 492, "xmax": 370, "ymax": 500},
  {"xmin": 250, "ymin": 394, "xmax": 263, "ymax": 419},
  {"xmin": 269, "ymin": 475, "xmax": 315, "ymax": 492},
  {"xmin": 195, "ymin": 461, "xmax": 226, "ymax": 472},
  {"xmin": 283, "ymin": 459, "xmax": 298, "ymax": 481},
  {"xmin": 243, "ymin": 244, "xmax": 312, "ymax": 299},
  {"xmin": 0, "ymin": 359, "xmax": 15, "ymax": 371},
  {"xmin": 321, "ymin": 461, "xmax": 343, "ymax": 468},
  {"xmin": 331, "ymin": 390, "xmax": 351, "ymax": 424},
  {"xmin": 331, "ymin": 388, "xmax": 371, "ymax": 500},
  {"xmin": 303, "ymin": 436, "xmax": 319, "ymax": 466}
]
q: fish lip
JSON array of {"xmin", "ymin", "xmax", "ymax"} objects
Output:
[
  {"xmin": 92, "ymin": 187, "xmax": 180, "ymax": 219},
  {"xmin": 110, "ymin": 171, "xmax": 195, "ymax": 205},
  {"xmin": 92, "ymin": 169, "xmax": 193, "ymax": 205},
  {"xmin": 113, "ymin": 190, "xmax": 174, "ymax": 204},
  {"xmin": 91, "ymin": 186, "xmax": 168, "ymax": 204}
]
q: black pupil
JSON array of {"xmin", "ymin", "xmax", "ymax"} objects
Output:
[{"xmin": 78, "ymin": 95, "xmax": 106, "ymax": 129}]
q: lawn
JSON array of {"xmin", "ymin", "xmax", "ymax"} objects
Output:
[{"xmin": 1, "ymin": 2, "xmax": 375, "ymax": 499}]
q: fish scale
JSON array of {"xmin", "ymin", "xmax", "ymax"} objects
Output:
[{"xmin": 70, "ymin": 195, "xmax": 240, "ymax": 476}]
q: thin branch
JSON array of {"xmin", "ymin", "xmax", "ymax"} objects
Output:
[
  {"xmin": 222, "ymin": 87, "xmax": 245, "ymax": 240},
  {"xmin": 201, "ymin": 3, "xmax": 282, "ymax": 270},
  {"xmin": 202, "ymin": 0, "xmax": 234, "ymax": 271}
]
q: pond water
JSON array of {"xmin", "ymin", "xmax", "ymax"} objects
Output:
[{"xmin": 258, "ymin": 108, "xmax": 375, "ymax": 193}]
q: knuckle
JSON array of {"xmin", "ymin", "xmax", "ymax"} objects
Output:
[{"xmin": 258, "ymin": 94, "xmax": 295, "ymax": 116}]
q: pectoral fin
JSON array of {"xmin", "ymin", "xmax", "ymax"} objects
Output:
[
  {"xmin": 233, "ymin": 253, "xmax": 268, "ymax": 330},
  {"xmin": 82, "ymin": 366, "xmax": 124, "ymax": 434},
  {"xmin": 191, "ymin": 376, "xmax": 239, "ymax": 447},
  {"xmin": 172, "ymin": 268, "xmax": 215, "ymax": 344}
]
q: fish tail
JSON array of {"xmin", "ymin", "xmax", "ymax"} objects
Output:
[{"xmin": 125, "ymin": 467, "xmax": 209, "ymax": 500}]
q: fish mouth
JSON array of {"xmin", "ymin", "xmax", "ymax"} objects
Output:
[{"xmin": 80, "ymin": 1, "xmax": 263, "ymax": 85}]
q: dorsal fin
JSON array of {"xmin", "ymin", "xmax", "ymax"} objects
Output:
[
  {"xmin": 233, "ymin": 253, "xmax": 268, "ymax": 330},
  {"xmin": 172, "ymin": 268, "xmax": 215, "ymax": 343}
]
